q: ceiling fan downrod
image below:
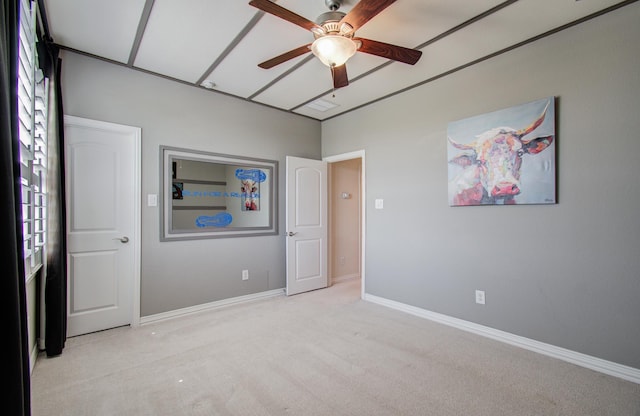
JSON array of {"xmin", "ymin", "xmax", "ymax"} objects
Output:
[{"xmin": 325, "ymin": 0, "xmax": 342, "ymax": 11}]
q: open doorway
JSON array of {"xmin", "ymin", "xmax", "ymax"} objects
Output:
[{"xmin": 326, "ymin": 151, "xmax": 365, "ymax": 298}]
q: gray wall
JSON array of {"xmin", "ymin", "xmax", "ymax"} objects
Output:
[
  {"xmin": 322, "ymin": 5, "xmax": 640, "ymax": 369},
  {"xmin": 61, "ymin": 52, "xmax": 321, "ymax": 316}
]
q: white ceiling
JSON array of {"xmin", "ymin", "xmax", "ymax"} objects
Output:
[{"xmin": 41, "ymin": 0, "xmax": 632, "ymax": 121}]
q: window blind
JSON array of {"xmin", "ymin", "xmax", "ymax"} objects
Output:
[{"xmin": 18, "ymin": 0, "xmax": 48, "ymax": 279}]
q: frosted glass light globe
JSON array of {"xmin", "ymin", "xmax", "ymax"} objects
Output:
[{"xmin": 311, "ymin": 35, "xmax": 358, "ymax": 67}]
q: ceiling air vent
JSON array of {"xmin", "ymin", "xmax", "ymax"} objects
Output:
[{"xmin": 305, "ymin": 98, "xmax": 339, "ymax": 112}]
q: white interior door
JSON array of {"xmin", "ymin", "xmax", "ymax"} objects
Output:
[
  {"xmin": 64, "ymin": 116, "xmax": 140, "ymax": 337},
  {"xmin": 286, "ymin": 156, "xmax": 328, "ymax": 296}
]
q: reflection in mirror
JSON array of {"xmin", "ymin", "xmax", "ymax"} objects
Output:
[{"xmin": 161, "ymin": 146, "xmax": 278, "ymax": 240}]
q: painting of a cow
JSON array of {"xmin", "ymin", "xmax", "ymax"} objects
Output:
[{"xmin": 447, "ymin": 98, "xmax": 556, "ymax": 206}]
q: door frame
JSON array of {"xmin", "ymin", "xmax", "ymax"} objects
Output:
[
  {"xmin": 324, "ymin": 150, "xmax": 365, "ymax": 299},
  {"xmin": 63, "ymin": 115, "xmax": 142, "ymax": 329}
]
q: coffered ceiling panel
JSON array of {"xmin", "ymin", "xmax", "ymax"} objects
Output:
[
  {"xmin": 132, "ymin": 0, "xmax": 258, "ymax": 82},
  {"xmin": 42, "ymin": 0, "xmax": 146, "ymax": 63},
  {"xmin": 41, "ymin": 0, "xmax": 636, "ymax": 121}
]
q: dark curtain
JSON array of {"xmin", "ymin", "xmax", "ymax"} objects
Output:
[
  {"xmin": 1, "ymin": 0, "xmax": 31, "ymax": 414},
  {"xmin": 39, "ymin": 37, "xmax": 67, "ymax": 356}
]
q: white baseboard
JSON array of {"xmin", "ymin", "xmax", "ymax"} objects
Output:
[
  {"xmin": 331, "ymin": 274, "xmax": 360, "ymax": 284},
  {"xmin": 364, "ymin": 293, "xmax": 640, "ymax": 385},
  {"xmin": 140, "ymin": 288, "xmax": 285, "ymax": 326}
]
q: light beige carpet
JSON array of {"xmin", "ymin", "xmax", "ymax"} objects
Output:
[{"xmin": 31, "ymin": 279, "xmax": 640, "ymax": 415}]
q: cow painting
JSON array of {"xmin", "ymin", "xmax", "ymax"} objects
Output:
[{"xmin": 447, "ymin": 98, "xmax": 556, "ymax": 206}]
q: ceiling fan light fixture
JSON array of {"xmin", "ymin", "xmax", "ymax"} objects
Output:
[{"xmin": 311, "ymin": 35, "xmax": 358, "ymax": 67}]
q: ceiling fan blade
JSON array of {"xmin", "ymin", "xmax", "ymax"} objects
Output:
[
  {"xmin": 340, "ymin": 0, "xmax": 397, "ymax": 33},
  {"xmin": 332, "ymin": 64, "xmax": 349, "ymax": 89},
  {"xmin": 249, "ymin": 0, "xmax": 320, "ymax": 31},
  {"xmin": 355, "ymin": 38, "xmax": 422, "ymax": 65},
  {"xmin": 258, "ymin": 44, "xmax": 312, "ymax": 69}
]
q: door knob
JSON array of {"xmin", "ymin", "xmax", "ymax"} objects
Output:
[
  {"xmin": 113, "ymin": 236, "xmax": 129, "ymax": 243},
  {"xmin": 287, "ymin": 231, "xmax": 297, "ymax": 237}
]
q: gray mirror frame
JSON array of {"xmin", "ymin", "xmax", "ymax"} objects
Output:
[{"xmin": 160, "ymin": 146, "xmax": 278, "ymax": 241}]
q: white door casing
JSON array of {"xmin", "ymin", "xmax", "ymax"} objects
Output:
[
  {"xmin": 64, "ymin": 116, "xmax": 140, "ymax": 337},
  {"xmin": 324, "ymin": 150, "xmax": 366, "ymax": 299},
  {"xmin": 286, "ymin": 156, "xmax": 328, "ymax": 296}
]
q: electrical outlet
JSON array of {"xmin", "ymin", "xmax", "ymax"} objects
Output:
[
  {"xmin": 242, "ymin": 270, "xmax": 249, "ymax": 280},
  {"xmin": 475, "ymin": 290, "xmax": 486, "ymax": 305}
]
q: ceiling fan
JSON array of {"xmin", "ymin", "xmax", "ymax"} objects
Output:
[{"xmin": 249, "ymin": 0, "xmax": 422, "ymax": 89}]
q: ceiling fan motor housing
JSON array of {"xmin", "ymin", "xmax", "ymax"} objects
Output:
[{"xmin": 313, "ymin": 11, "xmax": 354, "ymax": 38}]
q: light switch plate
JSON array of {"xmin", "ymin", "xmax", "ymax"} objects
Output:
[
  {"xmin": 147, "ymin": 194, "xmax": 158, "ymax": 207},
  {"xmin": 375, "ymin": 199, "xmax": 384, "ymax": 209}
]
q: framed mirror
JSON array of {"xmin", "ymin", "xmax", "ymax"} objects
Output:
[{"xmin": 160, "ymin": 146, "xmax": 278, "ymax": 240}]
